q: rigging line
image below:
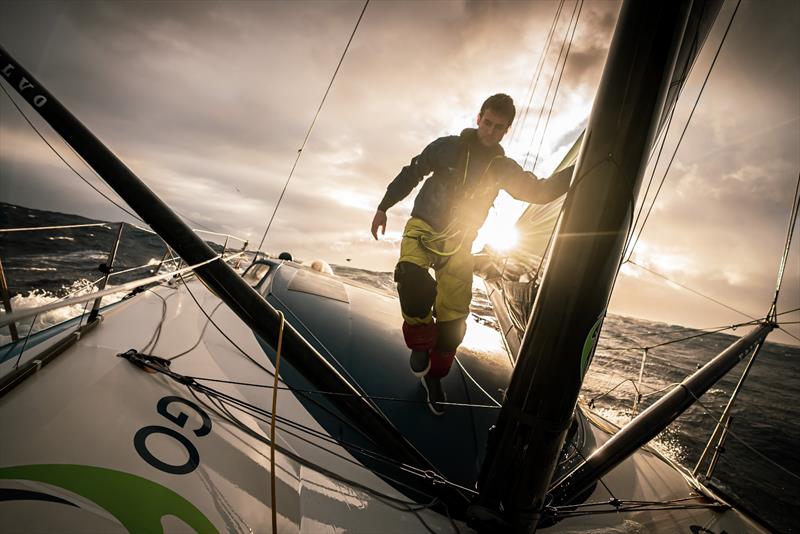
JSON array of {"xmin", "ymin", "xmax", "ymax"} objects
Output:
[
  {"xmin": 132, "ymin": 355, "xmax": 400, "ymax": 475},
  {"xmin": 453, "ymin": 357, "xmax": 502, "ymax": 407},
  {"xmin": 624, "ymin": 259, "xmax": 758, "ymax": 321},
  {"xmin": 0, "ymin": 78, "xmax": 215, "ymax": 234},
  {"xmin": 191, "ymin": 383, "xmax": 479, "ymax": 507},
  {"xmin": 509, "ymin": 0, "xmax": 566, "ymax": 145},
  {"xmin": 199, "ymin": 384, "xmax": 434, "ymax": 480},
  {"xmin": 198, "ymin": 385, "xmax": 471, "ymax": 499},
  {"xmin": 686, "ymin": 391, "xmax": 800, "ymax": 482},
  {"xmin": 550, "ymin": 496, "xmax": 708, "ymax": 510},
  {"xmin": 145, "ymin": 350, "xmax": 459, "ymax": 494},
  {"xmin": 139, "ymin": 289, "xmax": 168, "ymax": 355},
  {"xmin": 176, "ymin": 273, "xmax": 275, "ymax": 376},
  {"xmin": 625, "ymin": 0, "xmax": 743, "ymax": 259},
  {"xmin": 166, "ymin": 301, "xmax": 224, "ymax": 360},
  {"xmin": 255, "ymin": 0, "xmax": 369, "ymax": 252},
  {"xmin": 522, "ymin": 0, "xmax": 580, "ymax": 170},
  {"xmin": 269, "ymin": 311, "xmax": 285, "ymax": 534},
  {"xmin": 192, "ymin": 372, "xmax": 383, "ymax": 453},
  {"xmin": 131, "ymin": 354, "xmax": 473, "ymax": 500},
  {"xmin": 616, "ymin": 316, "xmax": 764, "ymax": 338},
  {"xmin": 600, "ymin": 308, "xmax": 799, "ymax": 346},
  {"xmin": 197, "ymin": 385, "xmax": 450, "ymax": 490},
  {"xmin": 0, "ymin": 80, "xmax": 144, "ymax": 223},
  {"xmin": 146, "ymin": 279, "xmax": 402, "ymax": 454},
  {"xmin": 634, "ymin": 0, "xmax": 705, "ymax": 201},
  {"xmin": 0, "ymin": 223, "xmax": 110, "ymax": 233},
  {"xmin": 627, "ymin": 103, "xmax": 678, "ymax": 250},
  {"xmin": 777, "ymin": 328, "xmax": 800, "ymax": 344},
  {"xmin": 454, "ymin": 361, "xmax": 482, "ymax": 489},
  {"xmin": 193, "ymin": 374, "xmax": 499, "ymax": 408},
  {"xmin": 568, "ymin": 439, "xmax": 619, "ymax": 504},
  {"xmin": 186, "ymin": 388, "xmax": 443, "ymax": 512},
  {"xmin": 587, "ymin": 378, "xmax": 640, "ymax": 407},
  {"xmin": 598, "ymin": 323, "xmax": 748, "ymax": 352},
  {"xmin": 12, "ymin": 312, "xmax": 38, "ymax": 370},
  {"xmin": 549, "ymin": 503, "xmax": 726, "ymax": 518},
  {"xmin": 768, "ymin": 170, "xmax": 800, "ymax": 318},
  {"xmin": 530, "ymin": 0, "xmax": 583, "ymax": 175},
  {"xmin": 0, "ymin": 253, "xmax": 233, "ymax": 330}
]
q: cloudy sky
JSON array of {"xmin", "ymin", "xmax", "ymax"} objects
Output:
[{"xmin": 1, "ymin": 0, "xmax": 798, "ymax": 345}]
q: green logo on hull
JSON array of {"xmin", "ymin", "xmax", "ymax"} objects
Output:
[{"xmin": 0, "ymin": 464, "xmax": 217, "ymax": 533}]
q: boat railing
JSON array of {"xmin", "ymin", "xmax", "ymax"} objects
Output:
[
  {"xmin": 0, "ymin": 220, "xmax": 250, "ymax": 349},
  {"xmin": 585, "ymin": 328, "xmax": 792, "ymax": 488}
]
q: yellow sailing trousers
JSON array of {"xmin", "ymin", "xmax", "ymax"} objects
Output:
[{"xmin": 399, "ymin": 217, "xmax": 474, "ymax": 325}]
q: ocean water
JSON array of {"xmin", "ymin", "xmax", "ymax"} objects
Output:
[{"xmin": 2, "ymin": 202, "xmax": 798, "ymax": 532}]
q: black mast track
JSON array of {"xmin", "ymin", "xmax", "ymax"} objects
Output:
[
  {"xmin": 471, "ymin": 1, "xmax": 695, "ymax": 532},
  {"xmin": 0, "ymin": 44, "xmax": 460, "ymax": 508}
]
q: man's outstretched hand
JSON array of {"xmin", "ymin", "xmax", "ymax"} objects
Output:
[{"xmin": 371, "ymin": 210, "xmax": 387, "ymax": 240}]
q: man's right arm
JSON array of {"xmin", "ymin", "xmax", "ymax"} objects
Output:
[
  {"xmin": 371, "ymin": 137, "xmax": 447, "ymax": 240},
  {"xmin": 376, "ymin": 137, "xmax": 447, "ymax": 213}
]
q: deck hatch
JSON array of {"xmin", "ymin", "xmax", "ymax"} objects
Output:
[{"xmin": 287, "ymin": 269, "xmax": 349, "ymax": 303}]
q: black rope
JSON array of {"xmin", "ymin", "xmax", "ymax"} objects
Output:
[
  {"xmin": 166, "ymin": 301, "xmax": 224, "ymax": 361},
  {"xmin": 256, "ymin": 0, "xmax": 369, "ymax": 252},
  {"xmin": 625, "ymin": 0, "xmax": 742, "ymax": 259},
  {"xmin": 598, "ymin": 322, "xmax": 748, "ymax": 353},
  {"xmin": 123, "ymin": 347, "xmax": 480, "ymax": 505},
  {"xmin": 523, "ymin": 0, "xmax": 581, "ymax": 170},
  {"xmin": 530, "ymin": 0, "xmax": 584, "ymax": 175},
  {"xmin": 686, "ymin": 390, "xmax": 800, "ymax": 482},
  {"xmin": 624, "ymin": 259, "xmax": 758, "ymax": 321},
  {"xmin": 193, "ymin": 386, "xmax": 445, "ymax": 498},
  {"xmin": 768, "ymin": 171, "xmax": 800, "ymax": 319},
  {"xmin": 176, "ymin": 273, "xmax": 275, "ymax": 375},
  {"xmin": 0, "ymin": 80, "xmax": 144, "ymax": 223},
  {"xmin": 627, "ymin": 0, "xmax": 706, "ymax": 245},
  {"xmin": 587, "ymin": 378, "xmax": 640, "ymax": 408},
  {"xmin": 568, "ymin": 438, "xmax": 620, "ymax": 504},
  {"xmin": 0, "ymin": 77, "xmax": 219, "ymax": 234},
  {"xmin": 548, "ymin": 500, "xmax": 727, "ymax": 519},
  {"xmin": 183, "ymin": 385, "xmax": 449, "ymax": 519},
  {"xmin": 188, "ymin": 373, "xmax": 499, "ymax": 409},
  {"xmin": 139, "ymin": 288, "xmax": 169, "ymax": 355},
  {"xmin": 509, "ymin": 0, "xmax": 566, "ymax": 146},
  {"xmin": 627, "ymin": 103, "xmax": 678, "ymax": 250}
]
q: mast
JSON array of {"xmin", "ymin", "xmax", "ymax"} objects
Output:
[
  {"xmin": 0, "ymin": 44, "xmax": 461, "ymax": 508},
  {"xmin": 471, "ymin": 1, "xmax": 694, "ymax": 531}
]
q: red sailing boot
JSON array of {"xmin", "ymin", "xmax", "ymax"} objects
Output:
[{"xmin": 402, "ymin": 322, "xmax": 437, "ymax": 377}]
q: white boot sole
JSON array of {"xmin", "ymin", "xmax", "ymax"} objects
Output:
[
  {"xmin": 410, "ymin": 352, "xmax": 431, "ymax": 378},
  {"xmin": 420, "ymin": 377, "xmax": 446, "ymax": 416}
]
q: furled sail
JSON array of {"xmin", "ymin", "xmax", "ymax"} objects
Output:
[{"xmin": 479, "ymin": 0, "xmax": 724, "ymax": 361}]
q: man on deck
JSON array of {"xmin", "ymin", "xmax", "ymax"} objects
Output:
[{"xmin": 370, "ymin": 94, "xmax": 571, "ymax": 415}]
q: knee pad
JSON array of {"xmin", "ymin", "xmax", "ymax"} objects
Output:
[
  {"xmin": 436, "ymin": 318, "xmax": 467, "ymax": 352},
  {"xmin": 394, "ymin": 261, "xmax": 436, "ymax": 319}
]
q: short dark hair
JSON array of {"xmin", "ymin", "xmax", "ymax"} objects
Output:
[{"xmin": 480, "ymin": 93, "xmax": 515, "ymax": 124}]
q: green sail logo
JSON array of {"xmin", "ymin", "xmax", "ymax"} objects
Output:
[
  {"xmin": 0, "ymin": 464, "xmax": 217, "ymax": 533},
  {"xmin": 580, "ymin": 314, "xmax": 604, "ymax": 379}
]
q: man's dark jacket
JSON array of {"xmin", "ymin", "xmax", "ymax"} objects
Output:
[{"xmin": 378, "ymin": 129, "xmax": 572, "ymax": 232}]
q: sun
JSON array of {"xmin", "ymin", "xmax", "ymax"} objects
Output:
[{"xmin": 472, "ymin": 209, "xmax": 520, "ymax": 253}]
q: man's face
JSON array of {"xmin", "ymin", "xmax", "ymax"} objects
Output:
[{"xmin": 476, "ymin": 108, "xmax": 511, "ymax": 147}]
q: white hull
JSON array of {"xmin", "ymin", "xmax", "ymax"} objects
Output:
[{"xmin": 0, "ymin": 273, "xmax": 766, "ymax": 533}]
